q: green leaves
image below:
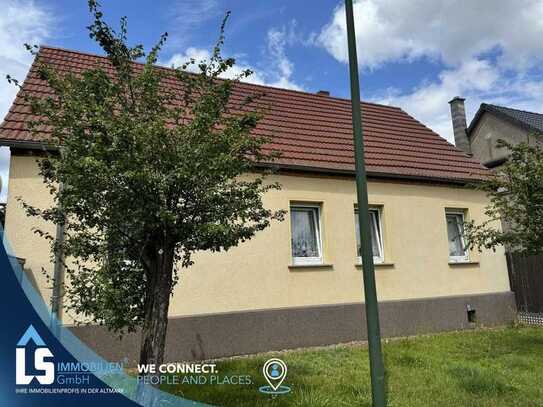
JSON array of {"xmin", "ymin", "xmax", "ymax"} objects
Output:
[
  {"xmin": 21, "ymin": 2, "xmax": 283, "ymax": 334},
  {"xmin": 465, "ymin": 139, "xmax": 543, "ymax": 255}
]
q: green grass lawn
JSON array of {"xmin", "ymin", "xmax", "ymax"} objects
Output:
[{"xmin": 160, "ymin": 326, "xmax": 543, "ymax": 406}]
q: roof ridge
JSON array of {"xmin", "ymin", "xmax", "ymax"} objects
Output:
[
  {"xmin": 38, "ymin": 45, "xmax": 402, "ymax": 111},
  {"xmin": 483, "ymin": 103, "xmax": 542, "ymax": 116}
]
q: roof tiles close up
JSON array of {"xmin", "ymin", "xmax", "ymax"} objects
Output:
[{"xmin": 0, "ymin": 46, "xmax": 489, "ymax": 183}]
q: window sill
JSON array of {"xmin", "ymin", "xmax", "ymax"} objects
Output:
[
  {"xmin": 289, "ymin": 263, "xmax": 334, "ymax": 270},
  {"xmin": 448, "ymin": 260, "xmax": 480, "ymax": 266},
  {"xmin": 355, "ymin": 261, "xmax": 395, "ymax": 268}
]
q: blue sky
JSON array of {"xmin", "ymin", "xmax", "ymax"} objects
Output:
[
  {"xmin": 18, "ymin": 1, "xmax": 425, "ymax": 99},
  {"xmin": 1, "ymin": 0, "xmax": 543, "ymax": 202}
]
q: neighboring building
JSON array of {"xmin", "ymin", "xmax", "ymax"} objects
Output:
[
  {"xmin": 449, "ymin": 97, "xmax": 543, "ymax": 168},
  {"xmin": 0, "ymin": 47, "xmax": 515, "ymax": 363},
  {"xmin": 449, "ymin": 97, "xmax": 543, "ymax": 316}
]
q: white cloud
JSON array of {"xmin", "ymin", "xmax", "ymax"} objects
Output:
[
  {"xmin": 318, "ymin": 0, "xmax": 543, "ymax": 70},
  {"xmin": 264, "ymin": 24, "xmax": 302, "ymax": 90},
  {"xmin": 162, "ymin": 23, "xmax": 303, "ymax": 91},
  {"xmin": 163, "ymin": 47, "xmax": 269, "ymax": 86},
  {"xmin": 0, "ymin": 0, "xmax": 53, "ymax": 202},
  {"xmin": 374, "ymin": 59, "xmax": 498, "ymax": 139},
  {"xmin": 318, "ymin": 0, "xmax": 543, "ymax": 143},
  {"xmin": 168, "ymin": 0, "xmax": 221, "ymax": 46},
  {"xmin": 373, "ymin": 59, "xmax": 543, "ymax": 142},
  {"xmin": 0, "ymin": 0, "xmax": 52, "ymax": 118},
  {"xmin": 171, "ymin": 0, "xmax": 219, "ymax": 25}
]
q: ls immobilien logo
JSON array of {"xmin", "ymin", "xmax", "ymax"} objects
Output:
[{"xmin": 16, "ymin": 325, "xmax": 55, "ymax": 385}]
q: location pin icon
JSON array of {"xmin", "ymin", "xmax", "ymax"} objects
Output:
[{"xmin": 263, "ymin": 358, "xmax": 287, "ymax": 391}]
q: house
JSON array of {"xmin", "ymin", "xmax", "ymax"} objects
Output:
[
  {"xmin": 448, "ymin": 97, "xmax": 543, "ymax": 317},
  {"xmin": 0, "ymin": 46, "xmax": 515, "ymax": 363},
  {"xmin": 449, "ymin": 97, "xmax": 543, "ymax": 169}
]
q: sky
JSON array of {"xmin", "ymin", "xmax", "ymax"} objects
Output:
[{"xmin": 1, "ymin": 0, "xmax": 543, "ymax": 202}]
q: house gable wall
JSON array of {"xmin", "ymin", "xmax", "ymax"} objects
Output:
[
  {"xmin": 5, "ymin": 154, "xmax": 56, "ymax": 309},
  {"xmin": 469, "ymin": 112, "xmax": 532, "ymax": 166}
]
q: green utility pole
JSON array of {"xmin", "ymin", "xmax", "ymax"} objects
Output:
[{"xmin": 344, "ymin": 0, "xmax": 387, "ymax": 406}]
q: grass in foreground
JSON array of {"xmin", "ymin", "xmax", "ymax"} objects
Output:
[{"xmin": 160, "ymin": 326, "xmax": 543, "ymax": 406}]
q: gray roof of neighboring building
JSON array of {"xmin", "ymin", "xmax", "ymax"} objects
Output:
[{"xmin": 467, "ymin": 103, "xmax": 543, "ymax": 136}]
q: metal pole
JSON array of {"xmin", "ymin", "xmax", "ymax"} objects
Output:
[
  {"xmin": 344, "ymin": 0, "xmax": 386, "ymax": 405},
  {"xmin": 51, "ymin": 182, "xmax": 65, "ymax": 337}
]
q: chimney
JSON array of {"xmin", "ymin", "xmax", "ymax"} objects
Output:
[
  {"xmin": 316, "ymin": 90, "xmax": 330, "ymax": 96},
  {"xmin": 448, "ymin": 96, "xmax": 470, "ymax": 153}
]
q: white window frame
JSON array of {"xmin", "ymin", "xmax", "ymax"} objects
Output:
[
  {"xmin": 446, "ymin": 209, "xmax": 470, "ymax": 263},
  {"xmin": 290, "ymin": 204, "xmax": 323, "ymax": 266},
  {"xmin": 355, "ymin": 207, "xmax": 384, "ymax": 264}
]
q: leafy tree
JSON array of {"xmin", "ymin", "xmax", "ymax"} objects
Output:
[
  {"xmin": 465, "ymin": 139, "xmax": 543, "ymax": 255},
  {"xmin": 11, "ymin": 1, "xmax": 284, "ymax": 366}
]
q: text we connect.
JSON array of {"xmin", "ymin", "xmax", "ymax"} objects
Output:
[{"xmin": 137, "ymin": 363, "xmax": 218, "ymax": 374}]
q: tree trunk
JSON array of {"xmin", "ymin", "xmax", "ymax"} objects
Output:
[{"xmin": 139, "ymin": 243, "xmax": 175, "ymax": 367}]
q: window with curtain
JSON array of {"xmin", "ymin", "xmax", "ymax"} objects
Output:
[
  {"xmin": 354, "ymin": 208, "xmax": 384, "ymax": 264},
  {"xmin": 290, "ymin": 205, "xmax": 322, "ymax": 265},
  {"xmin": 446, "ymin": 210, "xmax": 469, "ymax": 262}
]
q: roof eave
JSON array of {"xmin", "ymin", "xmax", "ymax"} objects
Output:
[
  {"xmin": 1, "ymin": 139, "xmax": 481, "ymax": 185},
  {"xmin": 484, "ymin": 157, "xmax": 508, "ymax": 169},
  {"xmin": 0, "ymin": 139, "xmax": 58, "ymax": 152},
  {"xmin": 256, "ymin": 162, "xmax": 480, "ymax": 186}
]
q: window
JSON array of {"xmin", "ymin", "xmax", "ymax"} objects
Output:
[
  {"xmin": 446, "ymin": 210, "xmax": 469, "ymax": 262},
  {"xmin": 290, "ymin": 204, "xmax": 323, "ymax": 265},
  {"xmin": 354, "ymin": 208, "xmax": 384, "ymax": 264}
]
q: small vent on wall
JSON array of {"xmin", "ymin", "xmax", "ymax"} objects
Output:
[{"xmin": 467, "ymin": 304, "xmax": 477, "ymax": 323}]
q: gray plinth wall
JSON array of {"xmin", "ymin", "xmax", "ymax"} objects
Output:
[{"xmin": 70, "ymin": 291, "xmax": 516, "ymax": 366}]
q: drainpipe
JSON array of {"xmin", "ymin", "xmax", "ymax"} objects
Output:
[{"xmin": 51, "ymin": 182, "xmax": 65, "ymax": 333}]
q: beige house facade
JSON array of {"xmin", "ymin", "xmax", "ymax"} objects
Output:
[
  {"xmin": 5, "ymin": 153, "xmax": 514, "ymax": 362},
  {"xmin": 0, "ymin": 47, "xmax": 516, "ymax": 363}
]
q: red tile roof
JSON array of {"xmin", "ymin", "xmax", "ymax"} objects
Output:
[{"xmin": 0, "ymin": 46, "xmax": 489, "ymax": 183}]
